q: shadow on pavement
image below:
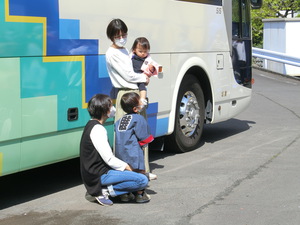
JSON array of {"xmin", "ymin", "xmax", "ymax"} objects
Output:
[
  {"xmin": 0, "ymin": 158, "xmax": 82, "ymax": 210},
  {"xmin": 202, "ymin": 118, "xmax": 255, "ymax": 143},
  {"xmin": 0, "ymin": 118, "xmax": 254, "ymax": 210}
]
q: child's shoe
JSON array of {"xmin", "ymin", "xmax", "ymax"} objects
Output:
[
  {"xmin": 135, "ymin": 191, "xmax": 151, "ymax": 203},
  {"xmin": 141, "ymin": 97, "xmax": 149, "ymax": 109},
  {"xmin": 120, "ymin": 193, "xmax": 135, "ymax": 202}
]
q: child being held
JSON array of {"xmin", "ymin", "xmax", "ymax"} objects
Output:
[{"xmin": 131, "ymin": 37, "xmax": 161, "ymax": 107}]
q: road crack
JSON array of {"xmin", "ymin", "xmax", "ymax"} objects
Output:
[
  {"xmin": 177, "ymin": 134, "xmax": 300, "ymax": 225},
  {"xmin": 256, "ymin": 93, "xmax": 300, "ymax": 120}
]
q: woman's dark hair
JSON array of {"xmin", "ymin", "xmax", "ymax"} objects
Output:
[
  {"xmin": 88, "ymin": 94, "xmax": 111, "ymax": 120},
  {"xmin": 120, "ymin": 92, "xmax": 140, "ymax": 114},
  {"xmin": 131, "ymin": 37, "xmax": 151, "ymax": 52},
  {"xmin": 106, "ymin": 19, "xmax": 128, "ymax": 42}
]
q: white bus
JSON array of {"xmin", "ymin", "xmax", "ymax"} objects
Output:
[{"xmin": 0, "ymin": 0, "xmax": 261, "ymax": 176}]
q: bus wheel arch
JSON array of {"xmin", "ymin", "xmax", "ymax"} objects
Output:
[{"xmin": 165, "ymin": 67, "xmax": 212, "ymax": 153}]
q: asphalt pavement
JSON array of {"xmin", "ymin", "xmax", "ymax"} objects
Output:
[{"xmin": 0, "ymin": 68, "xmax": 300, "ymax": 225}]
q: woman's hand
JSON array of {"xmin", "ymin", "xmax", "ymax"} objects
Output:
[
  {"xmin": 143, "ymin": 74, "xmax": 150, "ymax": 85},
  {"xmin": 143, "ymin": 65, "xmax": 155, "ymax": 77},
  {"xmin": 148, "ymin": 64, "xmax": 155, "ymax": 73},
  {"xmin": 125, "ymin": 164, "xmax": 133, "ymax": 171}
]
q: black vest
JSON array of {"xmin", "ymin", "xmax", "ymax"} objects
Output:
[{"xmin": 80, "ymin": 120, "xmax": 110, "ymax": 196}]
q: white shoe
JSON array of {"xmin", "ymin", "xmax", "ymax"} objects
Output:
[
  {"xmin": 141, "ymin": 98, "xmax": 148, "ymax": 106},
  {"xmin": 95, "ymin": 195, "xmax": 113, "ymax": 206},
  {"xmin": 146, "ymin": 172, "xmax": 157, "ymax": 180}
]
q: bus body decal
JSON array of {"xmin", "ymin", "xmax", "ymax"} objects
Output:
[
  {"xmin": 3, "ymin": 0, "xmax": 109, "ymax": 131},
  {"xmin": 5, "ymin": 0, "xmax": 47, "ymax": 56}
]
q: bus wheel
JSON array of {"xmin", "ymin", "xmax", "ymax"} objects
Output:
[{"xmin": 165, "ymin": 76, "xmax": 205, "ymax": 153}]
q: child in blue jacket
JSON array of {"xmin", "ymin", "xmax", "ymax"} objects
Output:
[{"xmin": 115, "ymin": 92, "xmax": 154, "ymax": 174}]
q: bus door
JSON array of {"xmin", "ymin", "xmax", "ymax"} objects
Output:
[{"xmin": 232, "ymin": 0, "xmax": 252, "ymax": 88}]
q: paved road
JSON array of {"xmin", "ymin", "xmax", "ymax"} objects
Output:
[{"xmin": 1, "ymin": 68, "xmax": 300, "ymax": 225}]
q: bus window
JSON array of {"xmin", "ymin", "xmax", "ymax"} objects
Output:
[
  {"xmin": 251, "ymin": 0, "xmax": 263, "ymax": 9},
  {"xmin": 232, "ymin": 0, "xmax": 251, "ymax": 38},
  {"xmin": 241, "ymin": 0, "xmax": 251, "ymax": 38},
  {"xmin": 232, "ymin": 0, "xmax": 240, "ymax": 38}
]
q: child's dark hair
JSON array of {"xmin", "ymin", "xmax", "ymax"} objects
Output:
[
  {"xmin": 88, "ymin": 94, "xmax": 111, "ymax": 120},
  {"xmin": 106, "ymin": 19, "xmax": 128, "ymax": 42},
  {"xmin": 131, "ymin": 37, "xmax": 151, "ymax": 52},
  {"xmin": 121, "ymin": 92, "xmax": 140, "ymax": 114}
]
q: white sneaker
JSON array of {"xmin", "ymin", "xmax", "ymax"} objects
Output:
[
  {"xmin": 146, "ymin": 172, "xmax": 157, "ymax": 180},
  {"xmin": 95, "ymin": 188, "xmax": 113, "ymax": 206},
  {"xmin": 95, "ymin": 195, "xmax": 113, "ymax": 206},
  {"xmin": 141, "ymin": 98, "xmax": 148, "ymax": 106}
]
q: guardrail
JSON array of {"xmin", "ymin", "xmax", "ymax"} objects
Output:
[{"xmin": 252, "ymin": 47, "xmax": 300, "ymax": 67}]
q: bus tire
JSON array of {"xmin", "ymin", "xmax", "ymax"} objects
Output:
[{"xmin": 165, "ymin": 75, "xmax": 205, "ymax": 153}]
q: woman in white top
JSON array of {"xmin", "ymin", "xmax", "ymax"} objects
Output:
[
  {"xmin": 105, "ymin": 18, "xmax": 156, "ymax": 178},
  {"xmin": 105, "ymin": 18, "xmax": 150, "ymax": 122}
]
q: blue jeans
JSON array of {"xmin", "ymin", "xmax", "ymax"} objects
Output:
[{"xmin": 101, "ymin": 170, "xmax": 148, "ymax": 197}]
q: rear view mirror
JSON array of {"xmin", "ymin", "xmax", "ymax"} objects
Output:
[{"xmin": 251, "ymin": 0, "xmax": 262, "ymax": 9}]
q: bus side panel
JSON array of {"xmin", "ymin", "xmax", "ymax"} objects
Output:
[
  {"xmin": 19, "ymin": 121, "xmax": 115, "ymax": 171},
  {"xmin": 0, "ymin": 142, "xmax": 20, "ymax": 176},
  {"xmin": 20, "ymin": 56, "xmax": 90, "ymax": 135},
  {"xmin": 20, "ymin": 130, "xmax": 82, "ymax": 171},
  {"xmin": 0, "ymin": 58, "xmax": 21, "ymax": 141},
  {"xmin": 145, "ymin": 54, "xmax": 172, "ymax": 137},
  {"xmin": 17, "ymin": 54, "xmax": 116, "ymax": 171},
  {"xmin": 0, "ymin": 58, "xmax": 22, "ymax": 176}
]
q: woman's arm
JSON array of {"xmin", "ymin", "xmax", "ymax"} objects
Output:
[
  {"xmin": 107, "ymin": 48, "xmax": 148, "ymax": 83},
  {"xmin": 90, "ymin": 124, "xmax": 128, "ymax": 171}
]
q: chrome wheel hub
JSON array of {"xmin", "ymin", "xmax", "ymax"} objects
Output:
[{"xmin": 179, "ymin": 91, "xmax": 200, "ymax": 137}]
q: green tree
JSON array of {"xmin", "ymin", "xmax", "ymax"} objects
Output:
[{"xmin": 251, "ymin": 0, "xmax": 300, "ymax": 47}]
